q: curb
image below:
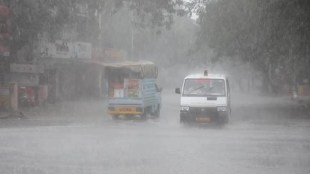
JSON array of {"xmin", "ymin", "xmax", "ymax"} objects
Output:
[{"xmin": 0, "ymin": 111, "xmax": 25, "ymax": 119}]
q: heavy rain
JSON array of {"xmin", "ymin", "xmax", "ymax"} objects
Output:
[{"xmin": 0, "ymin": 0, "xmax": 309, "ymax": 174}]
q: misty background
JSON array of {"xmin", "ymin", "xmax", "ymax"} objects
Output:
[{"xmin": 1, "ymin": 0, "xmax": 309, "ymax": 94}]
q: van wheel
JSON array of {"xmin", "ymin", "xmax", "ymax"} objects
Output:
[
  {"xmin": 218, "ymin": 115, "xmax": 229, "ymax": 124},
  {"xmin": 180, "ymin": 116, "xmax": 185, "ymax": 124},
  {"xmin": 224, "ymin": 115, "xmax": 229, "ymax": 123},
  {"xmin": 112, "ymin": 115, "xmax": 119, "ymax": 120}
]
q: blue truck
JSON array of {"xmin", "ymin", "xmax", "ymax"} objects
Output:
[{"xmin": 104, "ymin": 61, "xmax": 162, "ymax": 119}]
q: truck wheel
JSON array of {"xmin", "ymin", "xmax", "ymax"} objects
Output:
[
  {"xmin": 141, "ymin": 112, "xmax": 147, "ymax": 120},
  {"xmin": 153, "ymin": 104, "xmax": 161, "ymax": 118}
]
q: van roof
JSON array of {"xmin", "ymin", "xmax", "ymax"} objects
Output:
[{"xmin": 185, "ymin": 73, "xmax": 226, "ymax": 80}]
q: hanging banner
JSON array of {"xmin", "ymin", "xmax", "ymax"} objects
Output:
[
  {"xmin": 92, "ymin": 48, "xmax": 127, "ymax": 62},
  {"xmin": 10, "ymin": 64, "xmax": 44, "ymax": 74},
  {"xmin": 10, "ymin": 73, "xmax": 39, "ymax": 86},
  {"xmin": 74, "ymin": 42, "xmax": 92, "ymax": 59},
  {"xmin": 40, "ymin": 40, "xmax": 74, "ymax": 59},
  {"xmin": 40, "ymin": 41, "xmax": 92, "ymax": 59}
]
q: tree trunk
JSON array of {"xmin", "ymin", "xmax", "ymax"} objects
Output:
[{"xmin": 262, "ymin": 69, "xmax": 275, "ymax": 94}]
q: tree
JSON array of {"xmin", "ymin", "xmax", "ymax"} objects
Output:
[
  {"xmin": 196, "ymin": 0, "xmax": 310, "ymax": 93},
  {"xmin": 2, "ymin": 0, "xmax": 183, "ymax": 62}
]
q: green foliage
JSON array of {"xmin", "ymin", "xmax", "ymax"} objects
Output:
[
  {"xmin": 4, "ymin": 0, "xmax": 183, "ymax": 56},
  {"xmin": 196, "ymin": 0, "xmax": 310, "ymax": 90}
]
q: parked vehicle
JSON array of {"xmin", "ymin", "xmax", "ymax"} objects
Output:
[
  {"xmin": 175, "ymin": 70, "xmax": 231, "ymax": 124},
  {"xmin": 18, "ymin": 86, "xmax": 36, "ymax": 107},
  {"xmin": 105, "ymin": 61, "xmax": 162, "ymax": 119}
]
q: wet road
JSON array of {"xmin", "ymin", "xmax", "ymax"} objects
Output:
[{"xmin": 0, "ymin": 92, "xmax": 310, "ymax": 174}]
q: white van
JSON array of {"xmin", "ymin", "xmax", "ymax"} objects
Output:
[{"xmin": 175, "ymin": 70, "xmax": 231, "ymax": 123}]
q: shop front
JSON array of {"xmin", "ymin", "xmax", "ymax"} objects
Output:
[{"xmin": 9, "ymin": 64, "xmax": 47, "ymax": 108}]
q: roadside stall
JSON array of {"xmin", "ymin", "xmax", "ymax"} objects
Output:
[{"xmin": 9, "ymin": 64, "xmax": 46, "ymax": 107}]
